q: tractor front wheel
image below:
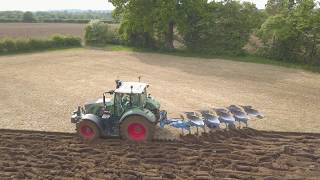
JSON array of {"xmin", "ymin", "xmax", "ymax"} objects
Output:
[
  {"xmin": 120, "ymin": 116, "xmax": 154, "ymax": 142},
  {"xmin": 77, "ymin": 120, "xmax": 100, "ymax": 142}
]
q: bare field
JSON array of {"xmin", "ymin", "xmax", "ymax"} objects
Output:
[
  {"xmin": 0, "ymin": 23, "xmax": 85, "ymax": 39},
  {"xmin": 0, "ymin": 49, "xmax": 320, "ymax": 134}
]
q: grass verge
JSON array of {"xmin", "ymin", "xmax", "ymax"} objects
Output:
[
  {"xmin": 2, "ymin": 43, "xmax": 319, "ymax": 73},
  {"xmin": 98, "ymin": 44, "xmax": 320, "ymax": 73},
  {"xmin": 0, "ymin": 47, "xmax": 83, "ymax": 57}
]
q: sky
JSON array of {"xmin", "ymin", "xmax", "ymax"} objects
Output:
[{"xmin": 0, "ymin": 0, "xmax": 268, "ymax": 11}]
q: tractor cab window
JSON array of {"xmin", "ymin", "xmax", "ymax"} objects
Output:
[
  {"xmin": 114, "ymin": 93, "xmax": 142, "ymax": 116},
  {"xmin": 129, "ymin": 93, "xmax": 140, "ymax": 107},
  {"xmin": 114, "ymin": 93, "xmax": 124, "ymax": 116},
  {"xmin": 121, "ymin": 94, "xmax": 130, "ymax": 107},
  {"xmin": 140, "ymin": 88, "xmax": 147, "ymax": 107}
]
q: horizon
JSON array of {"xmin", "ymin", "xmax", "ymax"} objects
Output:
[{"xmin": 0, "ymin": 0, "xmax": 268, "ymax": 11}]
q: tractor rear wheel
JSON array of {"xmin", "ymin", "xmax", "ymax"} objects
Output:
[
  {"xmin": 77, "ymin": 120, "xmax": 100, "ymax": 142},
  {"xmin": 120, "ymin": 115, "xmax": 154, "ymax": 142}
]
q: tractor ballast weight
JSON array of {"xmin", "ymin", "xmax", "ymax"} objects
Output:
[{"xmin": 71, "ymin": 80, "xmax": 162, "ymax": 142}]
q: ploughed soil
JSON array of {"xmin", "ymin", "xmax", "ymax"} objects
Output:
[{"xmin": 1, "ymin": 128, "xmax": 319, "ymax": 180}]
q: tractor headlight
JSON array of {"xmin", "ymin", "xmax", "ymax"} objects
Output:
[{"xmin": 71, "ymin": 113, "xmax": 79, "ymax": 123}]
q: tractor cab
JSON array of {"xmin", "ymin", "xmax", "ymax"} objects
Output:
[
  {"xmin": 71, "ymin": 80, "xmax": 162, "ymax": 142},
  {"xmin": 110, "ymin": 81, "xmax": 149, "ymax": 116}
]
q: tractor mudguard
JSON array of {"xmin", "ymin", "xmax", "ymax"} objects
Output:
[
  {"xmin": 119, "ymin": 108, "xmax": 156, "ymax": 124},
  {"xmin": 81, "ymin": 114, "xmax": 106, "ymax": 136}
]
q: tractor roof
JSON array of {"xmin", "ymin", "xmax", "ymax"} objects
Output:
[{"xmin": 114, "ymin": 82, "xmax": 148, "ymax": 94}]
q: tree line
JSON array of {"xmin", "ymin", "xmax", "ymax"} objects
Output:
[
  {"xmin": 0, "ymin": 10, "xmax": 113, "ymax": 23},
  {"xmin": 103, "ymin": 0, "xmax": 319, "ymax": 66}
]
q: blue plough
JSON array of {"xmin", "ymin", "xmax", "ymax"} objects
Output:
[{"xmin": 159, "ymin": 105, "xmax": 264, "ymax": 135}]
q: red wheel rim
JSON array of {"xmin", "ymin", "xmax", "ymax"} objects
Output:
[
  {"xmin": 127, "ymin": 123, "xmax": 146, "ymax": 141},
  {"xmin": 80, "ymin": 125, "xmax": 95, "ymax": 139}
]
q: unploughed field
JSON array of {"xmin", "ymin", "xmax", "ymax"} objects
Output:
[
  {"xmin": 0, "ymin": 49, "xmax": 319, "ymax": 133},
  {"xmin": 0, "ymin": 23, "xmax": 86, "ymax": 39},
  {"xmin": 1, "ymin": 49, "xmax": 320, "ymax": 179}
]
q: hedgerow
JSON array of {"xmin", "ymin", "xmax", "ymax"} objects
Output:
[{"xmin": 0, "ymin": 35, "xmax": 81, "ymax": 54}]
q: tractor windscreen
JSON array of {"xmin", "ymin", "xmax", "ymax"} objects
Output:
[
  {"xmin": 114, "ymin": 92, "xmax": 146, "ymax": 114},
  {"xmin": 128, "ymin": 88, "xmax": 147, "ymax": 108},
  {"xmin": 131, "ymin": 93, "xmax": 146, "ymax": 108}
]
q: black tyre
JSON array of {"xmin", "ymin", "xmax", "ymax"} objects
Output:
[
  {"xmin": 77, "ymin": 120, "xmax": 100, "ymax": 141},
  {"xmin": 120, "ymin": 115, "xmax": 154, "ymax": 142}
]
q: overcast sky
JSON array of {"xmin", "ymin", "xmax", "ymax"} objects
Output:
[{"xmin": 0, "ymin": 0, "xmax": 268, "ymax": 11}]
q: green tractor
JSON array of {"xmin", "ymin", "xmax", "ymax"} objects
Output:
[{"xmin": 71, "ymin": 80, "xmax": 165, "ymax": 142}]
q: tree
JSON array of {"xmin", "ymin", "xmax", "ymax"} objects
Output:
[
  {"xmin": 174, "ymin": 0, "xmax": 209, "ymax": 50},
  {"xmin": 22, "ymin": 11, "xmax": 35, "ymax": 22},
  {"xmin": 266, "ymin": 0, "xmax": 284, "ymax": 15},
  {"xmin": 179, "ymin": 0, "xmax": 264, "ymax": 55},
  {"xmin": 258, "ymin": 0, "xmax": 320, "ymax": 64},
  {"xmin": 265, "ymin": 0, "xmax": 298, "ymax": 15},
  {"xmin": 110, "ymin": 0, "xmax": 156, "ymax": 48},
  {"xmin": 109, "ymin": 0, "xmax": 265, "ymax": 54},
  {"xmin": 151, "ymin": 1, "xmax": 176, "ymax": 49},
  {"xmin": 109, "ymin": 0, "xmax": 183, "ymax": 49},
  {"xmin": 85, "ymin": 20, "xmax": 118, "ymax": 45}
]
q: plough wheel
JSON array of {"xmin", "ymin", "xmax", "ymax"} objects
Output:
[{"xmin": 120, "ymin": 115, "xmax": 154, "ymax": 142}]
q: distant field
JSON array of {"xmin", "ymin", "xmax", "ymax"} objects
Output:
[{"xmin": 0, "ymin": 23, "xmax": 86, "ymax": 39}]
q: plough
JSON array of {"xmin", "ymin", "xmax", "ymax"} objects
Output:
[{"xmin": 159, "ymin": 105, "xmax": 264, "ymax": 134}]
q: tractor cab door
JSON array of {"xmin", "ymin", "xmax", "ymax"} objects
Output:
[{"xmin": 114, "ymin": 93, "xmax": 126, "ymax": 118}]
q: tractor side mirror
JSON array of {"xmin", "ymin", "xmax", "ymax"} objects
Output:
[
  {"xmin": 115, "ymin": 80, "xmax": 122, "ymax": 88},
  {"xmin": 103, "ymin": 91, "xmax": 114, "ymax": 106}
]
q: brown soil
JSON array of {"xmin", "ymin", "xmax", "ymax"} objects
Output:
[
  {"xmin": 0, "ymin": 49, "xmax": 320, "ymax": 133},
  {"xmin": 0, "ymin": 23, "xmax": 86, "ymax": 39},
  {"xmin": 0, "ymin": 128, "xmax": 319, "ymax": 179}
]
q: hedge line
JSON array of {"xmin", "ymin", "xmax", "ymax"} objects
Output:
[
  {"xmin": 0, "ymin": 19, "xmax": 20, "ymax": 23},
  {"xmin": 0, "ymin": 35, "xmax": 82, "ymax": 54}
]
